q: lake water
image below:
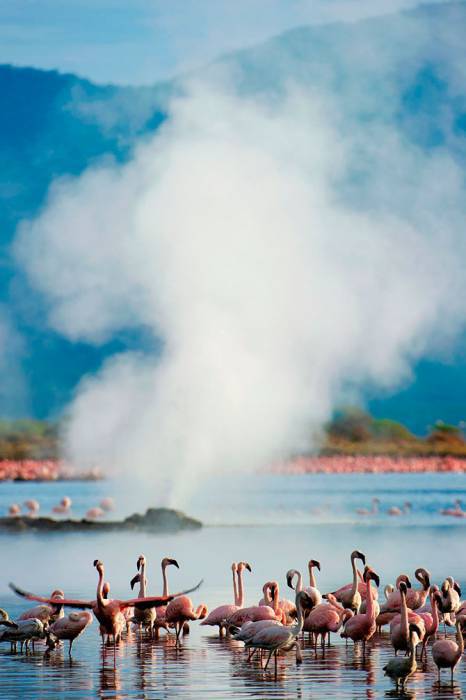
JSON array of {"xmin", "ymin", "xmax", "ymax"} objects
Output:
[{"xmin": 1, "ymin": 472, "xmax": 466, "ymax": 698}]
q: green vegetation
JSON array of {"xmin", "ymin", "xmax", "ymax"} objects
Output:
[
  {"xmin": 322, "ymin": 407, "xmax": 466, "ymax": 457},
  {"xmin": 0, "ymin": 420, "xmax": 59, "ymax": 460}
]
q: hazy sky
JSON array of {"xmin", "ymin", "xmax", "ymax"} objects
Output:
[{"xmin": 0, "ymin": 0, "xmax": 447, "ymax": 85}]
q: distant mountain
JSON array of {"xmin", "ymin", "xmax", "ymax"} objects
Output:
[{"xmin": 1, "ymin": 1, "xmax": 466, "ymax": 431}]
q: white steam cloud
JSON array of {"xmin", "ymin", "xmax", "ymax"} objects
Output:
[{"xmin": 14, "ymin": 77, "xmax": 466, "ymax": 505}]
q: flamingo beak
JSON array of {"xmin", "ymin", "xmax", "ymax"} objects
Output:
[
  {"xmin": 313, "ymin": 560, "xmax": 321, "ymax": 571},
  {"xmin": 356, "ymin": 551, "xmax": 366, "ymax": 565},
  {"xmin": 168, "ymin": 559, "xmax": 179, "ymax": 569},
  {"xmin": 405, "ymin": 577, "xmax": 412, "ymax": 588},
  {"xmin": 454, "ymin": 582, "xmax": 462, "ymax": 597},
  {"xmin": 130, "ymin": 573, "xmax": 140, "ymax": 590},
  {"xmin": 136, "ymin": 558, "xmax": 142, "ymax": 571},
  {"xmin": 244, "ymin": 562, "xmax": 252, "ymax": 572},
  {"xmin": 93, "ymin": 559, "xmax": 99, "ymax": 567},
  {"xmin": 371, "ymin": 572, "xmax": 380, "ymax": 587},
  {"xmin": 286, "ymin": 572, "xmax": 294, "ymax": 589}
]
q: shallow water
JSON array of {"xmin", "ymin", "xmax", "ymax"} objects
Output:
[{"xmin": 1, "ymin": 472, "xmax": 466, "ymax": 698}]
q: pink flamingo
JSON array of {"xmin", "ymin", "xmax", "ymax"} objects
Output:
[
  {"xmin": 130, "ymin": 554, "xmax": 156, "ymax": 634},
  {"xmin": 439, "ymin": 576, "xmax": 461, "ymax": 617},
  {"xmin": 244, "ymin": 591, "xmax": 314, "ymax": 674},
  {"xmin": 305, "ymin": 559, "xmax": 322, "ymax": 607},
  {"xmin": 100, "ymin": 497, "xmax": 115, "ymax": 512},
  {"xmin": 340, "ymin": 566, "xmax": 380, "ymax": 656},
  {"xmin": 165, "ymin": 595, "xmax": 208, "ymax": 646},
  {"xmin": 440, "ymin": 499, "xmax": 466, "ymax": 517},
  {"xmin": 52, "ymin": 497, "xmax": 72, "ymax": 515},
  {"xmin": 382, "ymin": 569, "xmax": 430, "ymax": 611},
  {"xmin": 48, "ymin": 611, "xmax": 93, "ymax": 655},
  {"xmin": 417, "ymin": 585, "xmax": 441, "ymax": 659},
  {"xmin": 19, "ymin": 589, "xmax": 65, "ymax": 624},
  {"xmin": 356, "ymin": 498, "xmax": 380, "ymax": 516},
  {"xmin": 388, "ymin": 501, "xmax": 412, "ymax": 516},
  {"xmin": 303, "ymin": 593, "xmax": 352, "ymax": 651},
  {"xmin": 432, "ymin": 618, "xmax": 464, "ymax": 684},
  {"xmin": 201, "ymin": 561, "xmax": 251, "ymax": 636},
  {"xmin": 86, "ymin": 507, "xmax": 104, "ymax": 520},
  {"xmin": 268, "ymin": 581, "xmax": 296, "ymax": 624},
  {"xmin": 332, "ymin": 550, "xmax": 366, "ymax": 613},
  {"xmin": 389, "ymin": 581, "xmax": 425, "ymax": 655},
  {"xmin": 8, "ymin": 504, "xmax": 21, "ymax": 517},
  {"xmin": 24, "ymin": 499, "xmax": 39, "ymax": 517},
  {"xmin": 152, "ymin": 557, "xmax": 181, "ymax": 638}
]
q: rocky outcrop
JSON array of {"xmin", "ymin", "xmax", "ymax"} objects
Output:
[{"xmin": 0, "ymin": 507, "xmax": 202, "ymax": 533}]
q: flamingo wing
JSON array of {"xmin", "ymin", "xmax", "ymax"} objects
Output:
[
  {"xmin": 9, "ymin": 583, "xmax": 94, "ymax": 609},
  {"xmin": 121, "ymin": 579, "xmax": 204, "ymax": 610}
]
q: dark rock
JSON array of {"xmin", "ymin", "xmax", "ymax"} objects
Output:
[{"xmin": 0, "ymin": 508, "xmax": 202, "ymax": 533}]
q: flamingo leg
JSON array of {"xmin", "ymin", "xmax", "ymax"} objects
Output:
[
  {"xmin": 69, "ymin": 639, "xmax": 73, "ymax": 656},
  {"xmin": 264, "ymin": 649, "xmax": 274, "ymax": 671}
]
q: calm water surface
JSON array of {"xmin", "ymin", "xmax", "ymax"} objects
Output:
[{"xmin": 1, "ymin": 472, "xmax": 466, "ymax": 698}]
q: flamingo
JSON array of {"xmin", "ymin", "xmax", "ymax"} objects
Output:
[
  {"xmin": 417, "ymin": 585, "xmax": 441, "ymax": 659},
  {"xmin": 52, "ymin": 497, "xmax": 72, "ymax": 515},
  {"xmin": 19, "ymin": 589, "xmax": 65, "ymax": 624},
  {"xmin": 0, "ymin": 618, "xmax": 53, "ymax": 653},
  {"xmin": 440, "ymin": 499, "xmax": 466, "ymax": 517},
  {"xmin": 48, "ymin": 611, "xmax": 93, "ymax": 655},
  {"xmin": 201, "ymin": 561, "xmax": 251, "ymax": 636},
  {"xmin": 388, "ymin": 501, "xmax": 412, "ymax": 516},
  {"xmin": 340, "ymin": 566, "xmax": 380, "ymax": 655},
  {"xmin": 432, "ymin": 618, "xmax": 464, "ymax": 684},
  {"xmin": 305, "ymin": 560, "xmax": 322, "ymax": 607},
  {"xmin": 268, "ymin": 581, "xmax": 296, "ymax": 624},
  {"xmin": 152, "ymin": 557, "xmax": 182, "ymax": 638},
  {"xmin": 24, "ymin": 499, "xmax": 39, "ymax": 517},
  {"xmin": 382, "ymin": 568, "xmax": 430, "ymax": 611},
  {"xmin": 100, "ymin": 497, "xmax": 115, "ymax": 512},
  {"xmin": 244, "ymin": 591, "xmax": 313, "ymax": 673},
  {"xmin": 303, "ymin": 593, "xmax": 353, "ymax": 651},
  {"xmin": 130, "ymin": 554, "xmax": 156, "ymax": 634},
  {"xmin": 8, "ymin": 504, "xmax": 21, "ymax": 517},
  {"xmin": 383, "ymin": 623, "xmax": 421, "ymax": 691},
  {"xmin": 332, "ymin": 550, "xmax": 366, "ymax": 613},
  {"xmin": 86, "ymin": 507, "xmax": 104, "ymax": 520},
  {"xmin": 376, "ymin": 584, "xmax": 396, "ymax": 631},
  {"xmin": 389, "ymin": 581, "xmax": 425, "ymax": 655},
  {"xmin": 165, "ymin": 595, "xmax": 208, "ymax": 646},
  {"xmin": 356, "ymin": 498, "xmax": 379, "ymax": 516},
  {"xmin": 439, "ymin": 576, "xmax": 461, "ymax": 616}
]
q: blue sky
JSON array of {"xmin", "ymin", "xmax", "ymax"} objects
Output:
[{"xmin": 0, "ymin": 0, "xmax": 447, "ymax": 85}]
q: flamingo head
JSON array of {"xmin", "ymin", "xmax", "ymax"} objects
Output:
[
  {"xmin": 399, "ymin": 581, "xmax": 408, "ymax": 595},
  {"xmin": 136, "ymin": 554, "xmax": 146, "ymax": 571},
  {"xmin": 61, "ymin": 497, "xmax": 71, "ymax": 508},
  {"xmin": 351, "ymin": 550, "xmax": 366, "ymax": 565},
  {"xmin": 162, "ymin": 557, "xmax": 179, "ymax": 570},
  {"xmin": 231, "ymin": 562, "xmax": 237, "ymax": 573},
  {"xmin": 415, "ymin": 568, "xmax": 431, "ymax": 590},
  {"xmin": 363, "ymin": 567, "xmax": 380, "ymax": 587},
  {"xmin": 286, "ymin": 569, "xmax": 300, "ymax": 590},
  {"xmin": 237, "ymin": 561, "xmax": 251, "ymax": 573},
  {"xmin": 395, "ymin": 574, "xmax": 412, "ymax": 589},
  {"xmin": 308, "ymin": 559, "xmax": 321, "ymax": 571},
  {"xmin": 50, "ymin": 589, "xmax": 65, "ymax": 599},
  {"xmin": 93, "ymin": 559, "xmax": 104, "ymax": 574}
]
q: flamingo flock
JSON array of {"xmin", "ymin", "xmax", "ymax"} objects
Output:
[
  {"xmin": 2, "ymin": 549, "xmax": 465, "ymax": 691},
  {"xmin": 5, "ymin": 496, "xmax": 115, "ymax": 519}
]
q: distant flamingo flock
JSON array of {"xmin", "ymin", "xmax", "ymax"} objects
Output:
[
  {"xmin": 3, "ymin": 550, "xmax": 466, "ymax": 690},
  {"xmin": 6, "ymin": 496, "xmax": 115, "ymax": 520}
]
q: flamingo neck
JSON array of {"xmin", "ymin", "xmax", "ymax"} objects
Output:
[
  {"xmin": 96, "ymin": 566, "xmax": 105, "ymax": 608},
  {"xmin": 139, "ymin": 561, "xmax": 147, "ymax": 598},
  {"xmin": 232, "ymin": 568, "xmax": 239, "ymax": 606},
  {"xmin": 236, "ymin": 568, "xmax": 245, "ymax": 608},
  {"xmin": 431, "ymin": 593, "xmax": 439, "ymax": 632},
  {"xmin": 271, "ymin": 583, "xmax": 280, "ymax": 614},
  {"xmin": 400, "ymin": 590, "xmax": 408, "ymax": 636},
  {"xmin": 308, "ymin": 565, "xmax": 316, "ymax": 589},
  {"xmin": 456, "ymin": 622, "xmax": 464, "ymax": 654},
  {"xmin": 295, "ymin": 571, "xmax": 303, "ymax": 593},
  {"xmin": 292, "ymin": 596, "xmax": 306, "ymax": 637},
  {"xmin": 350, "ymin": 556, "xmax": 358, "ymax": 596},
  {"xmin": 162, "ymin": 562, "xmax": 169, "ymax": 597}
]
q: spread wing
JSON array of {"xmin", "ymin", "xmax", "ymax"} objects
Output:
[
  {"xmin": 121, "ymin": 579, "xmax": 204, "ymax": 610},
  {"xmin": 9, "ymin": 583, "xmax": 94, "ymax": 609}
]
